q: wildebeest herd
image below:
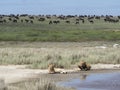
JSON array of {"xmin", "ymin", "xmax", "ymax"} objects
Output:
[{"xmin": 0, "ymin": 14, "xmax": 120, "ymax": 25}]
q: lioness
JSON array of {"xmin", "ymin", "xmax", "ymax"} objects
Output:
[{"xmin": 48, "ymin": 64, "xmax": 55, "ymax": 74}]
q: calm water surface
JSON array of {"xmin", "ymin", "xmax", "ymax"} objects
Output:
[{"xmin": 58, "ymin": 72, "xmax": 120, "ymax": 90}]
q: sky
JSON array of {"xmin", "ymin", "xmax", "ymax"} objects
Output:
[{"xmin": 0, "ymin": 0, "xmax": 120, "ymax": 15}]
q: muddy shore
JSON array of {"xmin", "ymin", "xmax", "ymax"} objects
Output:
[
  {"xmin": 9, "ymin": 68, "xmax": 120, "ymax": 90},
  {"xmin": 0, "ymin": 64, "xmax": 120, "ymax": 84}
]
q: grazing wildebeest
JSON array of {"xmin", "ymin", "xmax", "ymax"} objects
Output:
[
  {"xmin": 29, "ymin": 16, "xmax": 34, "ymax": 19},
  {"xmin": 58, "ymin": 15, "xmax": 66, "ymax": 20},
  {"xmin": 66, "ymin": 15, "xmax": 75, "ymax": 18},
  {"xmin": 46, "ymin": 15, "xmax": 51, "ymax": 19},
  {"xmin": 118, "ymin": 16, "xmax": 120, "ymax": 19},
  {"xmin": 14, "ymin": 16, "xmax": 19, "ymax": 19},
  {"xmin": 21, "ymin": 19, "xmax": 23, "ymax": 23},
  {"xmin": 49, "ymin": 21, "xmax": 53, "ymax": 24},
  {"xmin": 0, "ymin": 16, "xmax": 3, "ymax": 19},
  {"xmin": 13, "ymin": 19, "xmax": 17, "ymax": 23},
  {"xmin": 38, "ymin": 18, "xmax": 45, "ymax": 21},
  {"xmin": 75, "ymin": 21, "xmax": 79, "ymax": 24},
  {"xmin": 3, "ymin": 19, "xmax": 6, "ymax": 23},
  {"xmin": 30, "ymin": 20, "xmax": 33, "ymax": 24},
  {"xmin": 95, "ymin": 16, "xmax": 101, "ymax": 19},
  {"xmin": 53, "ymin": 20, "xmax": 60, "ymax": 24},
  {"xmin": 76, "ymin": 19, "xmax": 80, "ymax": 21},
  {"xmin": 82, "ymin": 20, "xmax": 85, "ymax": 23},
  {"xmin": 104, "ymin": 18, "xmax": 119, "ymax": 23},
  {"xmin": 89, "ymin": 20, "xmax": 94, "ymax": 24},
  {"xmin": 8, "ymin": 18, "xmax": 12, "ymax": 21},
  {"xmin": 20, "ymin": 14, "xmax": 28, "ymax": 17},
  {"xmin": 65, "ymin": 20, "xmax": 70, "ymax": 24},
  {"xmin": 0, "ymin": 20, "xmax": 3, "ymax": 24},
  {"xmin": 25, "ymin": 19, "xmax": 29, "ymax": 23}
]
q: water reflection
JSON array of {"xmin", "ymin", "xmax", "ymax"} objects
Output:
[
  {"xmin": 59, "ymin": 72, "xmax": 120, "ymax": 90},
  {"xmin": 79, "ymin": 74, "xmax": 88, "ymax": 81}
]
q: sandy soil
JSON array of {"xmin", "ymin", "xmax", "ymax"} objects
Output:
[
  {"xmin": 0, "ymin": 64, "xmax": 120, "ymax": 84},
  {"xmin": 0, "ymin": 65, "xmax": 48, "ymax": 84}
]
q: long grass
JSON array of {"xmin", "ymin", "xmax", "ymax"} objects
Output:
[
  {"xmin": 7, "ymin": 74, "xmax": 75, "ymax": 90},
  {"xmin": 8, "ymin": 82, "xmax": 74, "ymax": 90},
  {"xmin": 0, "ymin": 42, "xmax": 120, "ymax": 69},
  {"xmin": 0, "ymin": 77, "xmax": 74, "ymax": 90}
]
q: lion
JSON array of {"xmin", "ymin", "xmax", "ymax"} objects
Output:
[
  {"xmin": 86, "ymin": 64, "xmax": 91, "ymax": 70},
  {"xmin": 78, "ymin": 61, "xmax": 91, "ymax": 71},
  {"xmin": 48, "ymin": 63, "xmax": 56, "ymax": 74},
  {"xmin": 48, "ymin": 63, "xmax": 68, "ymax": 74}
]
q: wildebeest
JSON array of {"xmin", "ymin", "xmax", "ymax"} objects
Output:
[
  {"xmin": 49, "ymin": 20, "xmax": 60, "ymax": 24},
  {"xmin": 82, "ymin": 20, "xmax": 85, "ymax": 23},
  {"xmin": 3, "ymin": 19, "xmax": 6, "ymax": 23},
  {"xmin": 89, "ymin": 20, "xmax": 94, "ymax": 24},
  {"xmin": 38, "ymin": 18, "xmax": 45, "ymax": 21},
  {"xmin": 65, "ymin": 20, "xmax": 70, "ymax": 24},
  {"xmin": 25, "ymin": 19, "xmax": 29, "ymax": 23},
  {"xmin": 20, "ymin": 14, "xmax": 28, "ymax": 17},
  {"xmin": 0, "ymin": 20, "xmax": 3, "ymax": 24},
  {"xmin": 30, "ymin": 20, "xmax": 33, "ymax": 24},
  {"xmin": 13, "ymin": 19, "xmax": 17, "ymax": 23},
  {"xmin": 49, "ymin": 21, "xmax": 53, "ymax": 24},
  {"xmin": 46, "ymin": 15, "xmax": 51, "ymax": 19},
  {"xmin": 53, "ymin": 20, "xmax": 60, "ymax": 24},
  {"xmin": 21, "ymin": 19, "xmax": 23, "ymax": 23},
  {"xmin": 104, "ymin": 18, "xmax": 119, "ymax": 23},
  {"xmin": 29, "ymin": 16, "xmax": 34, "ymax": 19},
  {"xmin": 57, "ymin": 15, "xmax": 66, "ymax": 20},
  {"xmin": 75, "ymin": 21, "xmax": 79, "ymax": 24},
  {"xmin": 8, "ymin": 18, "xmax": 12, "ymax": 21},
  {"xmin": 76, "ymin": 19, "xmax": 80, "ymax": 21}
]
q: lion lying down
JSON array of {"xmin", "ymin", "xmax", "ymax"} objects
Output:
[
  {"xmin": 48, "ymin": 61, "xmax": 91, "ymax": 74},
  {"xmin": 48, "ymin": 64, "xmax": 67, "ymax": 74},
  {"xmin": 78, "ymin": 61, "xmax": 91, "ymax": 71}
]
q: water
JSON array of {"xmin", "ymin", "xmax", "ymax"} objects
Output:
[{"xmin": 58, "ymin": 72, "xmax": 120, "ymax": 90}]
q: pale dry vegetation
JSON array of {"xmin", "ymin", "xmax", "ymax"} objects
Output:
[
  {"xmin": 0, "ymin": 78, "xmax": 74, "ymax": 90},
  {"xmin": 0, "ymin": 42, "xmax": 120, "ymax": 69},
  {"xmin": 0, "ymin": 42, "xmax": 120, "ymax": 90}
]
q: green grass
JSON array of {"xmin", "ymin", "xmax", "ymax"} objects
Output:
[
  {"xmin": 1, "ymin": 26, "xmax": 120, "ymax": 41},
  {"xmin": 0, "ymin": 16, "xmax": 120, "ymax": 41},
  {"xmin": 1, "ymin": 15, "xmax": 120, "ymax": 90}
]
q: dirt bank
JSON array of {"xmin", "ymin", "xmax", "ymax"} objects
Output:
[{"xmin": 0, "ymin": 64, "xmax": 120, "ymax": 84}]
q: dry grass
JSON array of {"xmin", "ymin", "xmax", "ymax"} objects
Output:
[
  {"xmin": 7, "ymin": 75, "xmax": 75, "ymax": 90},
  {"xmin": 0, "ymin": 77, "xmax": 74, "ymax": 90},
  {"xmin": 0, "ymin": 41, "xmax": 120, "ymax": 90},
  {"xmin": 0, "ymin": 79, "xmax": 7, "ymax": 90},
  {"xmin": 0, "ymin": 41, "xmax": 120, "ymax": 69}
]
